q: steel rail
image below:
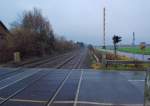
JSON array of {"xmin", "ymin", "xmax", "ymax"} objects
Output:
[
  {"xmin": 0, "ymin": 49, "xmax": 84, "ymax": 105},
  {"xmin": 45, "ymin": 52, "xmax": 83, "ymax": 106}
]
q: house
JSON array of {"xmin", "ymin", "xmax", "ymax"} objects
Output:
[
  {"xmin": 0, "ymin": 21, "xmax": 11, "ymax": 63},
  {"xmin": 0, "ymin": 21, "xmax": 10, "ymax": 48},
  {"xmin": 0, "ymin": 21, "xmax": 9, "ymax": 40}
]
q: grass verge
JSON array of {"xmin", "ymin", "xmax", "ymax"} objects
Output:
[
  {"xmin": 90, "ymin": 48, "xmax": 150, "ymax": 71},
  {"xmin": 118, "ymin": 47, "xmax": 150, "ymax": 55}
]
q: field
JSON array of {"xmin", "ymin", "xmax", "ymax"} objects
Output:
[{"xmin": 118, "ymin": 47, "xmax": 150, "ymax": 55}]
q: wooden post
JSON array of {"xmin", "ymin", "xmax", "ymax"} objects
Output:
[{"xmin": 102, "ymin": 54, "xmax": 107, "ymax": 68}]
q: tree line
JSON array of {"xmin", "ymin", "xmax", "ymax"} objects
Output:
[{"xmin": 0, "ymin": 8, "xmax": 82, "ymax": 63}]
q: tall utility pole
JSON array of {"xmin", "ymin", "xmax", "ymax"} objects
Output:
[
  {"xmin": 132, "ymin": 32, "xmax": 135, "ymax": 59},
  {"xmin": 102, "ymin": 7, "xmax": 106, "ymax": 49},
  {"xmin": 132, "ymin": 32, "xmax": 135, "ymax": 46}
]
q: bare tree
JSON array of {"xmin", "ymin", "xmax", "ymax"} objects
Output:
[{"xmin": 11, "ymin": 8, "xmax": 55, "ymax": 56}]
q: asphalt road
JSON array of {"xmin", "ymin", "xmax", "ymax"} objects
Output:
[
  {"xmin": 118, "ymin": 51, "xmax": 150, "ymax": 61},
  {"xmin": 99, "ymin": 49, "xmax": 150, "ymax": 61},
  {"xmin": 0, "ymin": 68, "xmax": 146, "ymax": 106}
]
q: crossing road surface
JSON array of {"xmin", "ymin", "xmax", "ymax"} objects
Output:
[{"xmin": 0, "ymin": 68, "xmax": 145, "ymax": 106}]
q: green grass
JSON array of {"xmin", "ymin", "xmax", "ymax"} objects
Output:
[{"xmin": 118, "ymin": 47, "xmax": 150, "ymax": 55}]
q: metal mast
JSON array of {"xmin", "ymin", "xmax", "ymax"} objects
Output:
[
  {"xmin": 132, "ymin": 32, "xmax": 135, "ymax": 59},
  {"xmin": 103, "ymin": 7, "xmax": 106, "ymax": 49},
  {"xmin": 132, "ymin": 32, "xmax": 135, "ymax": 46}
]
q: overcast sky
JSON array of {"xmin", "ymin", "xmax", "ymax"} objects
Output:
[{"xmin": 0, "ymin": 0, "xmax": 150, "ymax": 45}]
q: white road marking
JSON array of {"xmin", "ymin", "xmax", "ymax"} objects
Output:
[
  {"xmin": 47, "ymin": 71, "xmax": 72, "ymax": 106},
  {"xmin": 54, "ymin": 100, "xmax": 74, "ymax": 103},
  {"xmin": 73, "ymin": 70, "xmax": 83, "ymax": 106},
  {"xmin": 128, "ymin": 80, "xmax": 145, "ymax": 82},
  {"xmin": 9, "ymin": 98, "xmax": 46, "ymax": 103},
  {"xmin": 0, "ymin": 97, "xmax": 46, "ymax": 103},
  {"xmin": 54, "ymin": 101, "xmax": 143, "ymax": 106},
  {"xmin": 0, "ymin": 69, "xmax": 41, "ymax": 90},
  {"xmin": 0, "ymin": 98, "xmax": 143, "ymax": 106}
]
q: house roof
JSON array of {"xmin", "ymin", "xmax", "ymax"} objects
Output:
[{"xmin": 0, "ymin": 21, "xmax": 9, "ymax": 32}]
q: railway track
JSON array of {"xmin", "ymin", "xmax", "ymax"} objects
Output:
[
  {"xmin": 0, "ymin": 49, "xmax": 86, "ymax": 105},
  {"xmin": 45, "ymin": 52, "xmax": 83, "ymax": 106},
  {"xmin": 0, "ymin": 53, "xmax": 71, "ymax": 81},
  {"xmin": 0, "ymin": 48, "xmax": 143, "ymax": 106},
  {"xmin": 59, "ymin": 49, "xmax": 87, "ymax": 69},
  {"xmin": 0, "ymin": 68, "xmax": 24, "ymax": 81},
  {"xmin": 0, "ymin": 48, "xmax": 88, "ymax": 80},
  {"xmin": 0, "ymin": 49, "xmax": 87, "ymax": 82},
  {"xmin": 14, "ymin": 51, "xmax": 76, "ymax": 68},
  {"xmin": 0, "ymin": 49, "xmax": 84, "ymax": 81},
  {"xmin": 13, "ymin": 49, "xmax": 85, "ymax": 68}
]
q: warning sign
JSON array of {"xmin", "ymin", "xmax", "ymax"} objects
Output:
[{"xmin": 140, "ymin": 42, "xmax": 146, "ymax": 50}]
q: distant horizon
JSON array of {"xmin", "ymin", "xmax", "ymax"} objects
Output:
[
  {"xmin": 0, "ymin": 0, "xmax": 150, "ymax": 45},
  {"xmin": 1, "ymin": 19, "xmax": 150, "ymax": 47}
]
